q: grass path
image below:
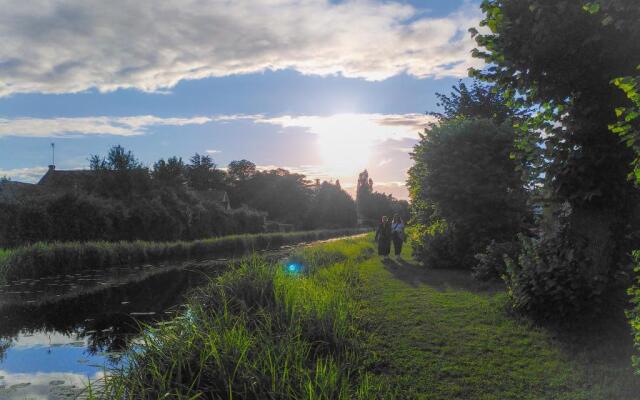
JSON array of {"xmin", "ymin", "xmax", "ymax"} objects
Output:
[{"xmin": 357, "ymin": 242, "xmax": 640, "ymax": 399}]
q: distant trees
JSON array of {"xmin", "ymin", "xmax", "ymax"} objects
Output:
[
  {"xmin": 356, "ymin": 169, "xmax": 406, "ymax": 226},
  {"xmin": 227, "ymin": 160, "xmax": 257, "ymax": 182},
  {"xmin": 186, "ymin": 154, "xmax": 225, "ymax": 191},
  {"xmin": 152, "ymin": 157, "xmax": 186, "ymax": 188},
  {"xmin": 305, "ymin": 181, "xmax": 357, "ymax": 229}
]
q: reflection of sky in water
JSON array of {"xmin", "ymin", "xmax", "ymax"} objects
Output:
[
  {"xmin": 0, "ymin": 331, "xmax": 109, "ymax": 399},
  {"xmin": 0, "ymin": 370, "xmax": 102, "ymax": 400}
]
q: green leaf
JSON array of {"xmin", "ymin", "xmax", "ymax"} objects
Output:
[{"xmin": 582, "ymin": 2, "xmax": 601, "ymax": 14}]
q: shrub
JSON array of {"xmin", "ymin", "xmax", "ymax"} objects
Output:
[
  {"xmin": 473, "ymin": 240, "xmax": 521, "ymax": 281},
  {"xmin": 503, "ymin": 225, "xmax": 623, "ymax": 321}
]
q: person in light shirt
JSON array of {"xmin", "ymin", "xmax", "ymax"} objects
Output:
[{"xmin": 391, "ymin": 214, "xmax": 405, "ymax": 258}]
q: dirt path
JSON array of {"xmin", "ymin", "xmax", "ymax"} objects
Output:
[{"xmin": 358, "ymin": 246, "xmax": 639, "ymax": 400}]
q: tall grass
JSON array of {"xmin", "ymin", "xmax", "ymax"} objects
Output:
[
  {"xmin": 0, "ymin": 229, "xmax": 366, "ymax": 284},
  {"xmin": 89, "ymin": 236, "xmax": 379, "ymax": 399}
]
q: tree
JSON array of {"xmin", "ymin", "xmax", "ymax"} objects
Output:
[
  {"xmin": 152, "ymin": 157, "xmax": 186, "ymax": 188},
  {"xmin": 431, "ymin": 80, "xmax": 519, "ymax": 124},
  {"xmin": 227, "ymin": 160, "xmax": 257, "ymax": 182},
  {"xmin": 186, "ymin": 154, "xmax": 225, "ymax": 191},
  {"xmin": 305, "ymin": 181, "xmax": 357, "ymax": 228},
  {"xmin": 471, "ymin": 0, "xmax": 640, "ymax": 318},
  {"xmin": 89, "ymin": 145, "xmax": 151, "ymax": 197},
  {"xmin": 408, "ymin": 118, "xmax": 529, "ymax": 269}
]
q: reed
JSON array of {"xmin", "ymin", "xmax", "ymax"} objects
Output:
[
  {"xmin": 0, "ymin": 229, "xmax": 366, "ymax": 284},
  {"xmin": 89, "ymin": 236, "xmax": 381, "ymax": 399}
]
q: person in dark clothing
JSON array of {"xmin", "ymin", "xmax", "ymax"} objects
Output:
[
  {"xmin": 375, "ymin": 216, "xmax": 392, "ymax": 258},
  {"xmin": 391, "ymin": 214, "xmax": 405, "ymax": 257}
]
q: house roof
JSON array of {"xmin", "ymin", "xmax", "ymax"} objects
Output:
[{"xmin": 37, "ymin": 166, "xmax": 94, "ymax": 188}]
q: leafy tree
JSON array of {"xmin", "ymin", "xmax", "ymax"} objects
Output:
[
  {"xmin": 471, "ymin": 0, "xmax": 640, "ymax": 318},
  {"xmin": 152, "ymin": 157, "xmax": 186, "ymax": 188},
  {"xmin": 305, "ymin": 181, "xmax": 357, "ymax": 229},
  {"xmin": 89, "ymin": 145, "xmax": 151, "ymax": 197},
  {"xmin": 355, "ymin": 170, "xmax": 397, "ymax": 225},
  {"xmin": 431, "ymin": 80, "xmax": 519, "ymax": 124},
  {"xmin": 408, "ymin": 118, "xmax": 529, "ymax": 269},
  {"xmin": 186, "ymin": 153, "xmax": 225, "ymax": 191},
  {"xmin": 227, "ymin": 160, "xmax": 257, "ymax": 182}
]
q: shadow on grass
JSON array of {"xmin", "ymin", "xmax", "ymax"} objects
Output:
[{"xmin": 380, "ymin": 256, "xmax": 503, "ymax": 294}]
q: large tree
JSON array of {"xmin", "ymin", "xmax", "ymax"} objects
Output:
[
  {"xmin": 305, "ymin": 181, "xmax": 357, "ymax": 229},
  {"xmin": 408, "ymin": 118, "xmax": 528, "ymax": 270},
  {"xmin": 471, "ymin": 0, "xmax": 640, "ymax": 318}
]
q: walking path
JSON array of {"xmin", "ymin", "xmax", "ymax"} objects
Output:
[{"xmin": 357, "ymin": 245, "xmax": 639, "ymax": 399}]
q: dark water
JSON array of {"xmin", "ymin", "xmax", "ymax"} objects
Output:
[{"xmin": 0, "ymin": 247, "xmax": 297, "ymax": 400}]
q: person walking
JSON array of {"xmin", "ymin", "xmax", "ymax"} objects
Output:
[
  {"xmin": 375, "ymin": 216, "xmax": 392, "ymax": 259},
  {"xmin": 391, "ymin": 215, "xmax": 405, "ymax": 258}
]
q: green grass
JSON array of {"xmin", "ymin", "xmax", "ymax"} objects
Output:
[
  {"xmin": 87, "ymin": 235, "xmax": 640, "ymax": 399},
  {"xmin": 0, "ymin": 228, "xmax": 365, "ymax": 284},
  {"xmin": 90, "ymin": 236, "xmax": 379, "ymax": 399},
  {"xmin": 358, "ymin": 241, "xmax": 640, "ymax": 399}
]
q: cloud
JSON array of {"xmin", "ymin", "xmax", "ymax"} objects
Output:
[
  {"xmin": 256, "ymin": 113, "xmax": 435, "ymax": 142},
  {"xmin": 206, "ymin": 149, "xmax": 222, "ymax": 154},
  {"xmin": 0, "ymin": 166, "xmax": 49, "ymax": 182},
  {"xmin": 0, "ymin": 115, "xmax": 219, "ymax": 137},
  {"xmin": 0, "ymin": 0, "xmax": 483, "ymax": 96},
  {"xmin": 378, "ymin": 158, "xmax": 393, "ymax": 166}
]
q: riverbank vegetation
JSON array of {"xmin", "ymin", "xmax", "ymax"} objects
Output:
[
  {"xmin": 0, "ymin": 229, "xmax": 365, "ymax": 284},
  {"xmin": 92, "ymin": 236, "xmax": 380, "ymax": 399},
  {"xmin": 89, "ymin": 236, "xmax": 639, "ymax": 399}
]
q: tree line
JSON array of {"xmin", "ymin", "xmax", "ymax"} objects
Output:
[
  {"xmin": 406, "ymin": 0, "xmax": 640, "ymax": 371},
  {"xmin": 0, "ymin": 146, "xmax": 403, "ymax": 247}
]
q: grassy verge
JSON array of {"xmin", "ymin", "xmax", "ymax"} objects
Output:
[
  {"xmin": 90, "ymin": 236, "xmax": 380, "ymax": 399},
  {"xmin": 0, "ymin": 228, "xmax": 365, "ymax": 284},
  {"xmin": 358, "ymin": 244, "xmax": 640, "ymax": 399}
]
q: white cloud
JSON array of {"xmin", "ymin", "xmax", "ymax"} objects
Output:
[
  {"xmin": 378, "ymin": 158, "xmax": 393, "ymax": 167},
  {"xmin": 0, "ymin": 115, "xmax": 216, "ymax": 137},
  {"xmin": 0, "ymin": 166, "xmax": 49, "ymax": 182},
  {"xmin": 0, "ymin": 0, "xmax": 483, "ymax": 96},
  {"xmin": 206, "ymin": 149, "xmax": 221, "ymax": 154}
]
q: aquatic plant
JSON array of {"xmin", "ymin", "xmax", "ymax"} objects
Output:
[{"xmin": 0, "ymin": 229, "xmax": 366, "ymax": 284}]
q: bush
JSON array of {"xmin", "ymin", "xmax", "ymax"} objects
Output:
[
  {"xmin": 407, "ymin": 118, "xmax": 531, "ymax": 270},
  {"xmin": 503, "ymin": 225, "xmax": 623, "ymax": 321},
  {"xmin": 473, "ymin": 240, "xmax": 521, "ymax": 281}
]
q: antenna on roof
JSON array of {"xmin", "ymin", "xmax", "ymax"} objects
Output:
[{"xmin": 50, "ymin": 142, "xmax": 55, "ymax": 169}]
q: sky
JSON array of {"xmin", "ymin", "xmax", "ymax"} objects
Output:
[{"xmin": 0, "ymin": 0, "xmax": 484, "ymax": 199}]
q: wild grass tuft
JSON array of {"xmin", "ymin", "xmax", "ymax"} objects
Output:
[
  {"xmin": 89, "ymin": 236, "xmax": 380, "ymax": 399},
  {"xmin": 0, "ymin": 229, "xmax": 366, "ymax": 284}
]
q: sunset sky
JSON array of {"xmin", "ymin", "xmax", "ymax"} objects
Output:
[{"xmin": 0, "ymin": 0, "xmax": 483, "ymax": 199}]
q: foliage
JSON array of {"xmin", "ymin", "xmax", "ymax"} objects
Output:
[
  {"xmin": 305, "ymin": 181, "xmax": 357, "ymax": 229},
  {"xmin": 408, "ymin": 118, "xmax": 529, "ymax": 269},
  {"xmin": 0, "ymin": 228, "xmax": 365, "ymax": 283},
  {"xmin": 355, "ymin": 170, "xmax": 403, "ymax": 225},
  {"xmin": 431, "ymin": 80, "xmax": 519, "ymax": 124},
  {"xmin": 90, "ymin": 237, "xmax": 380, "ymax": 399},
  {"xmin": 151, "ymin": 156, "xmax": 186, "ymax": 188},
  {"xmin": 0, "ymin": 190, "xmax": 265, "ymax": 247},
  {"xmin": 473, "ymin": 240, "xmax": 521, "ymax": 281},
  {"xmin": 472, "ymin": 0, "xmax": 640, "ymax": 319},
  {"xmin": 229, "ymin": 168, "xmax": 314, "ymax": 226},
  {"xmin": 186, "ymin": 153, "xmax": 226, "ymax": 190},
  {"xmin": 628, "ymin": 251, "xmax": 640, "ymax": 374},
  {"xmin": 227, "ymin": 159, "xmax": 257, "ymax": 182}
]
